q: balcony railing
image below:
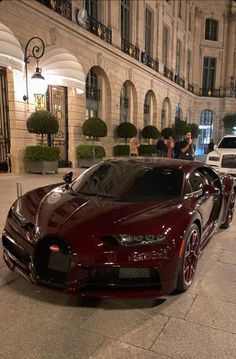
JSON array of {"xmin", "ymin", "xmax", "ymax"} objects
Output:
[
  {"xmin": 121, "ymin": 39, "xmax": 140, "ymax": 61},
  {"xmin": 86, "ymin": 16, "xmax": 112, "ymax": 44},
  {"xmin": 188, "ymin": 83, "xmax": 194, "ymax": 93},
  {"xmin": 199, "ymin": 88, "xmax": 221, "ymax": 97},
  {"xmin": 163, "ymin": 66, "xmax": 173, "ymax": 81},
  {"xmin": 86, "ymin": 86, "xmax": 100, "ymax": 101},
  {"xmin": 36, "ymin": 0, "xmax": 72, "ymax": 20},
  {"xmin": 174, "ymin": 74, "xmax": 185, "ymax": 88},
  {"xmin": 140, "ymin": 52, "xmax": 159, "ymax": 73}
]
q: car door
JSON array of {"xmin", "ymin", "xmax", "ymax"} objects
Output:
[{"xmin": 188, "ymin": 169, "xmax": 214, "ymax": 232}]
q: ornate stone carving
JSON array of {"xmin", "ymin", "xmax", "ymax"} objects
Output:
[
  {"xmin": 128, "ymin": 67, "xmax": 133, "ymax": 81},
  {"xmin": 195, "ymin": 7, "xmax": 202, "ymax": 19},
  {"xmin": 50, "ymin": 28, "xmax": 57, "ymax": 45}
]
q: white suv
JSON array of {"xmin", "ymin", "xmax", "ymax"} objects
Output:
[{"xmin": 206, "ymin": 135, "xmax": 236, "ymax": 177}]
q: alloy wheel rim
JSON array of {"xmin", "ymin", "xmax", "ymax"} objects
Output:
[{"xmin": 183, "ymin": 228, "xmax": 200, "ymax": 286}]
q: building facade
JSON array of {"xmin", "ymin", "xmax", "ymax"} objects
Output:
[{"xmin": 0, "ymin": 0, "xmax": 236, "ymax": 173}]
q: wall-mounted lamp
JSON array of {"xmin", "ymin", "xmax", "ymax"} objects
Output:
[{"xmin": 23, "ymin": 36, "xmax": 48, "ymax": 104}]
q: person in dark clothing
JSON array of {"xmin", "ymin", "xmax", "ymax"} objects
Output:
[
  {"xmin": 208, "ymin": 139, "xmax": 215, "ymax": 153},
  {"xmin": 176, "ymin": 131, "xmax": 195, "ymax": 160},
  {"xmin": 156, "ymin": 136, "xmax": 167, "ymax": 157}
]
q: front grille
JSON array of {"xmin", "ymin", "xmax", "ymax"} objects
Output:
[
  {"xmin": 222, "ymin": 155, "xmax": 236, "ymax": 168},
  {"xmin": 34, "ymin": 236, "xmax": 71, "ymax": 288},
  {"xmin": 81, "ymin": 267, "xmax": 161, "ymax": 291},
  {"xmin": 2, "ymin": 234, "xmax": 31, "ymax": 268}
]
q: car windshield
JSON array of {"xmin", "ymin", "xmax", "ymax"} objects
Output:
[
  {"xmin": 218, "ymin": 137, "xmax": 236, "ymax": 148},
  {"xmin": 71, "ymin": 162, "xmax": 183, "ymax": 202}
]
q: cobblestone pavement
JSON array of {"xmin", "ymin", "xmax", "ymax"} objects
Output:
[{"xmin": 0, "ymin": 169, "xmax": 236, "ymax": 359}]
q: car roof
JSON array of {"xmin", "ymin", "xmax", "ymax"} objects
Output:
[
  {"xmin": 220, "ymin": 135, "xmax": 236, "ymax": 138},
  {"xmin": 104, "ymin": 157, "xmax": 205, "ymax": 172}
]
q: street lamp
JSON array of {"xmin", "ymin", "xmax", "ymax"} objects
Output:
[{"xmin": 23, "ymin": 36, "xmax": 47, "ymax": 104}]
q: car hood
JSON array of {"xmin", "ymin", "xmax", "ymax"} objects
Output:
[
  {"xmin": 210, "ymin": 148, "xmax": 236, "ymax": 156},
  {"xmin": 22, "ymin": 186, "xmax": 181, "ymax": 238}
]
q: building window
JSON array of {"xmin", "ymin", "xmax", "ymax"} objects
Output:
[
  {"xmin": 86, "ymin": 69, "xmax": 99, "ymax": 119},
  {"xmin": 198, "ymin": 110, "xmax": 213, "ymax": 154},
  {"xmin": 143, "ymin": 94, "xmax": 150, "ymax": 127},
  {"xmin": 145, "ymin": 7, "xmax": 153, "ymax": 55},
  {"xmin": 176, "ymin": 39, "xmax": 181, "ymax": 74},
  {"xmin": 205, "ymin": 19, "xmax": 218, "ymax": 41},
  {"xmin": 121, "ymin": 0, "xmax": 130, "ymax": 41},
  {"xmin": 120, "ymin": 84, "xmax": 129, "ymax": 123},
  {"xmin": 189, "ymin": 9, "xmax": 192, "ymax": 31},
  {"xmin": 187, "ymin": 50, "xmax": 191, "ymax": 84},
  {"xmin": 85, "ymin": 0, "xmax": 98, "ymax": 19},
  {"xmin": 163, "ymin": 26, "xmax": 168, "ymax": 66},
  {"xmin": 202, "ymin": 57, "xmax": 216, "ymax": 93}
]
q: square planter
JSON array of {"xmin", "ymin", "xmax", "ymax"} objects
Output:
[
  {"xmin": 78, "ymin": 158, "xmax": 103, "ymax": 168},
  {"xmin": 25, "ymin": 160, "xmax": 58, "ymax": 175}
]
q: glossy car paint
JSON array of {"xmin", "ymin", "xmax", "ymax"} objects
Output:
[{"xmin": 2, "ymin": 158, "xmax": 235, "ymax": 298}]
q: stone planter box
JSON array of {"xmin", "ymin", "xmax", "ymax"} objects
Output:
[
  {"xmin": 78, "ymin": 158, "xmax": 103, "ymax": 168},
  {"xmin": 25, "ymin": 160, "xmax": 58, "ymax": 175}
]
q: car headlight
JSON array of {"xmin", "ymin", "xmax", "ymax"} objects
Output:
[
  {"xmin": 208, "ymin": 156, "xmax": 220, "ymax": 161},
  {"xmin": 115, "ymin": 234, "xmax": 165, "ymax": 246}
]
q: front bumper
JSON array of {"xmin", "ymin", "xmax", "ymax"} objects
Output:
[{"xmin": 2, "ymin": 221, "xmax": 179, "ymax": 298}]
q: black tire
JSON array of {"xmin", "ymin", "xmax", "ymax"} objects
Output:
[
  {"xmin": 220, "ymin": 192, "xmax": 235, "ymax": 229},
  {"xmin": 177, "ymin": 223, "xmax": 200, "ymax": 292}
]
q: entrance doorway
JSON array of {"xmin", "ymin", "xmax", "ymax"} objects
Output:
[{"xmin": 0, "ymin": 67, "xmax": 10, "ymax": 172}]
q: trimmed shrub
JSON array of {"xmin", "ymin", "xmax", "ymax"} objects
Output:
[
  {"xmin": 223, "ymin": 114, "xmax": 236, "ymax": 134},
  {"xmin": 26, "ymin": 110, "xmax": 59, "ymax": 145},
  {"xmin": 187, "ymin": 123, "xmax": 200, "ymax": 139},
  {"xmin": 82, "ymin": 117, "xmax": 107, "ymax": 138},
  {"xmin": 161, "ymin": 127, "xmax": 175, "ymax": 139},
  {"xmin": 139, "ymin": 144, "xmax": 156, "ymax": 155},
  {"xmin": 77, "ymin": 145, "xmax": 105, "ymax": 159},
  {"xmin": 141, "ymin": 126, "xmax": 160, "ymax": 142},
  {"xmin": 25, "ymin": 146, "xmax": 60, "ymax": 161},
  {"xmin": 113, "ymin": 145, "xmax": 130, "ymax": 157},
  {"xmin": 116, "ymin": 122, "xmax": 137, "ymax": 143}
]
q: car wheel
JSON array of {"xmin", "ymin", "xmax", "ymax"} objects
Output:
[
  {"xmin": 220, "ymin": 192, "xmax": 235, "ymax": 229},
  {"xmin": 177, "ymin": 223, "xmax": 200, "ymax": 292}
]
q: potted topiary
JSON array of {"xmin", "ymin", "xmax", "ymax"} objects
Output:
[
  {"xmin": 78, "ymin": 117, "xmax": 107, "ymax": 167},
  {"xmin": 25, "ymin": 110, "xmax": 60, "ymax": 174},
  {"xmin": 114, "ymin": 122, "xmax": 137, "ymax": 156}
]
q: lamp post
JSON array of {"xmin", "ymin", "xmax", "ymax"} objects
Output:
[{"xmin": 23, "ymin": 36, "xmax": 47, "ymax": 105}]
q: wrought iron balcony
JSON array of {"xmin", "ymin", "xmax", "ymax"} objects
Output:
[
  {"xmin": 140, "ymin": 52, "xmax": 159, "ymax": 73},
  {"xmin": 188, "ymin": 83, "xmax": 194, "ymax": 93},
  {"xmin": 36, "ymin": 0, "xmax": 72, "ymax": 20},
  {"xmin": 86, "ymin": 16, "xmax": 112, "ymax": 44},
  {"xmin": 163, "ymin": 66, "xmax": 173, "ymax": 81},
  {"xmin": 199, "ymin": 88, "xmax": 220, "ymax": 97},
  {"xmin": 86, "ymin": 85, "xmax": 100, "ymax": 101},
  {"xmin": 121, "ymin": 39, "xmax": 140, "ymax": 61},
  {"xmin": 174, "ymin": 74, "xmax": 185, "ymax": 88},
  {"xmin": 120, "ymin": 96, "xmax": 129, "ymax": 109}
]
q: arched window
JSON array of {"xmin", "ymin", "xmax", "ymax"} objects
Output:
[
  {"xmin": 120, "ymin": 83, "xmax": 129, "ymax": 123},
  {"xmin": 143, "ymin": 94, "xmax": 150, "ymax": 127},
  {"xmin": 198, "ymin": 110, "xmax": 213, "ymax": 154},
  {"xmin": 86, "ymin": 69, "xmax": 100, "ymax": 119},
  {"xmin": 205, "ymin": 19, "xmax": 218, "ymax": 41}
]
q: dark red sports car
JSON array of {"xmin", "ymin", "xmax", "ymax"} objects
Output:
[{"xmin": 2, "ymin": 158, "xmax": 235, "ymax": 298}]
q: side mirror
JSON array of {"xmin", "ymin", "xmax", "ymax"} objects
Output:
[
  {"xmin": 63, "ymin": 171, "xmax": 73, "ymax": 188},
  {"xmin": 202, "ymin": 184, "xmax": 220, "ymax": 196}
]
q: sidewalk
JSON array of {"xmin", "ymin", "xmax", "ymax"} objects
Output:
[{"xmin": 0, "ymin": 168, "xmax": 236, "ymax": 359}]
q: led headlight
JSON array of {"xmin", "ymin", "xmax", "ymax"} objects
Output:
[
  {"xmin": 208, "ymin": 156, "xmax": 220, "ymax": 161},
  {"xmin": 115, "ymin": 234, "xmax": 165, "ymax": 246}
]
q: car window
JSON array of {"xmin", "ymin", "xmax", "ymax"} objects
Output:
[
  {"xmin": 218, "ymin": 137, "xmax": 236, "ymax": 148},
  {"xmin": 71, "ymin": 163, "xmax": 183, "ymax": 201},
  {"xmin": 188, "ymin": 170, "xmax": 206, "ymax": 192}
]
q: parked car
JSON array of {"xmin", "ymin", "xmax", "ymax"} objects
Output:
[
  {"xmin": 206, "ymin": 135, "xmax": 236, "ymax": 177},
  {"xmin": 2, "ymin": 158, "xmax": 235, "ymax": 298}
]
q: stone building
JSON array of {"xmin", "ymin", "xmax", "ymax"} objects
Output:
[{"xmin": 0, "ymin": 0, "xmax": 236, "ymax": 173}]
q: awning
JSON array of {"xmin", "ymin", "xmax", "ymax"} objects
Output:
[
  {"xmin": 0, "ymin": 23, "xmax": 24, "ymax": 71},
  {"xmin": 39, "ymin": 47, "xmax": 85, "ymax": 94}
]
